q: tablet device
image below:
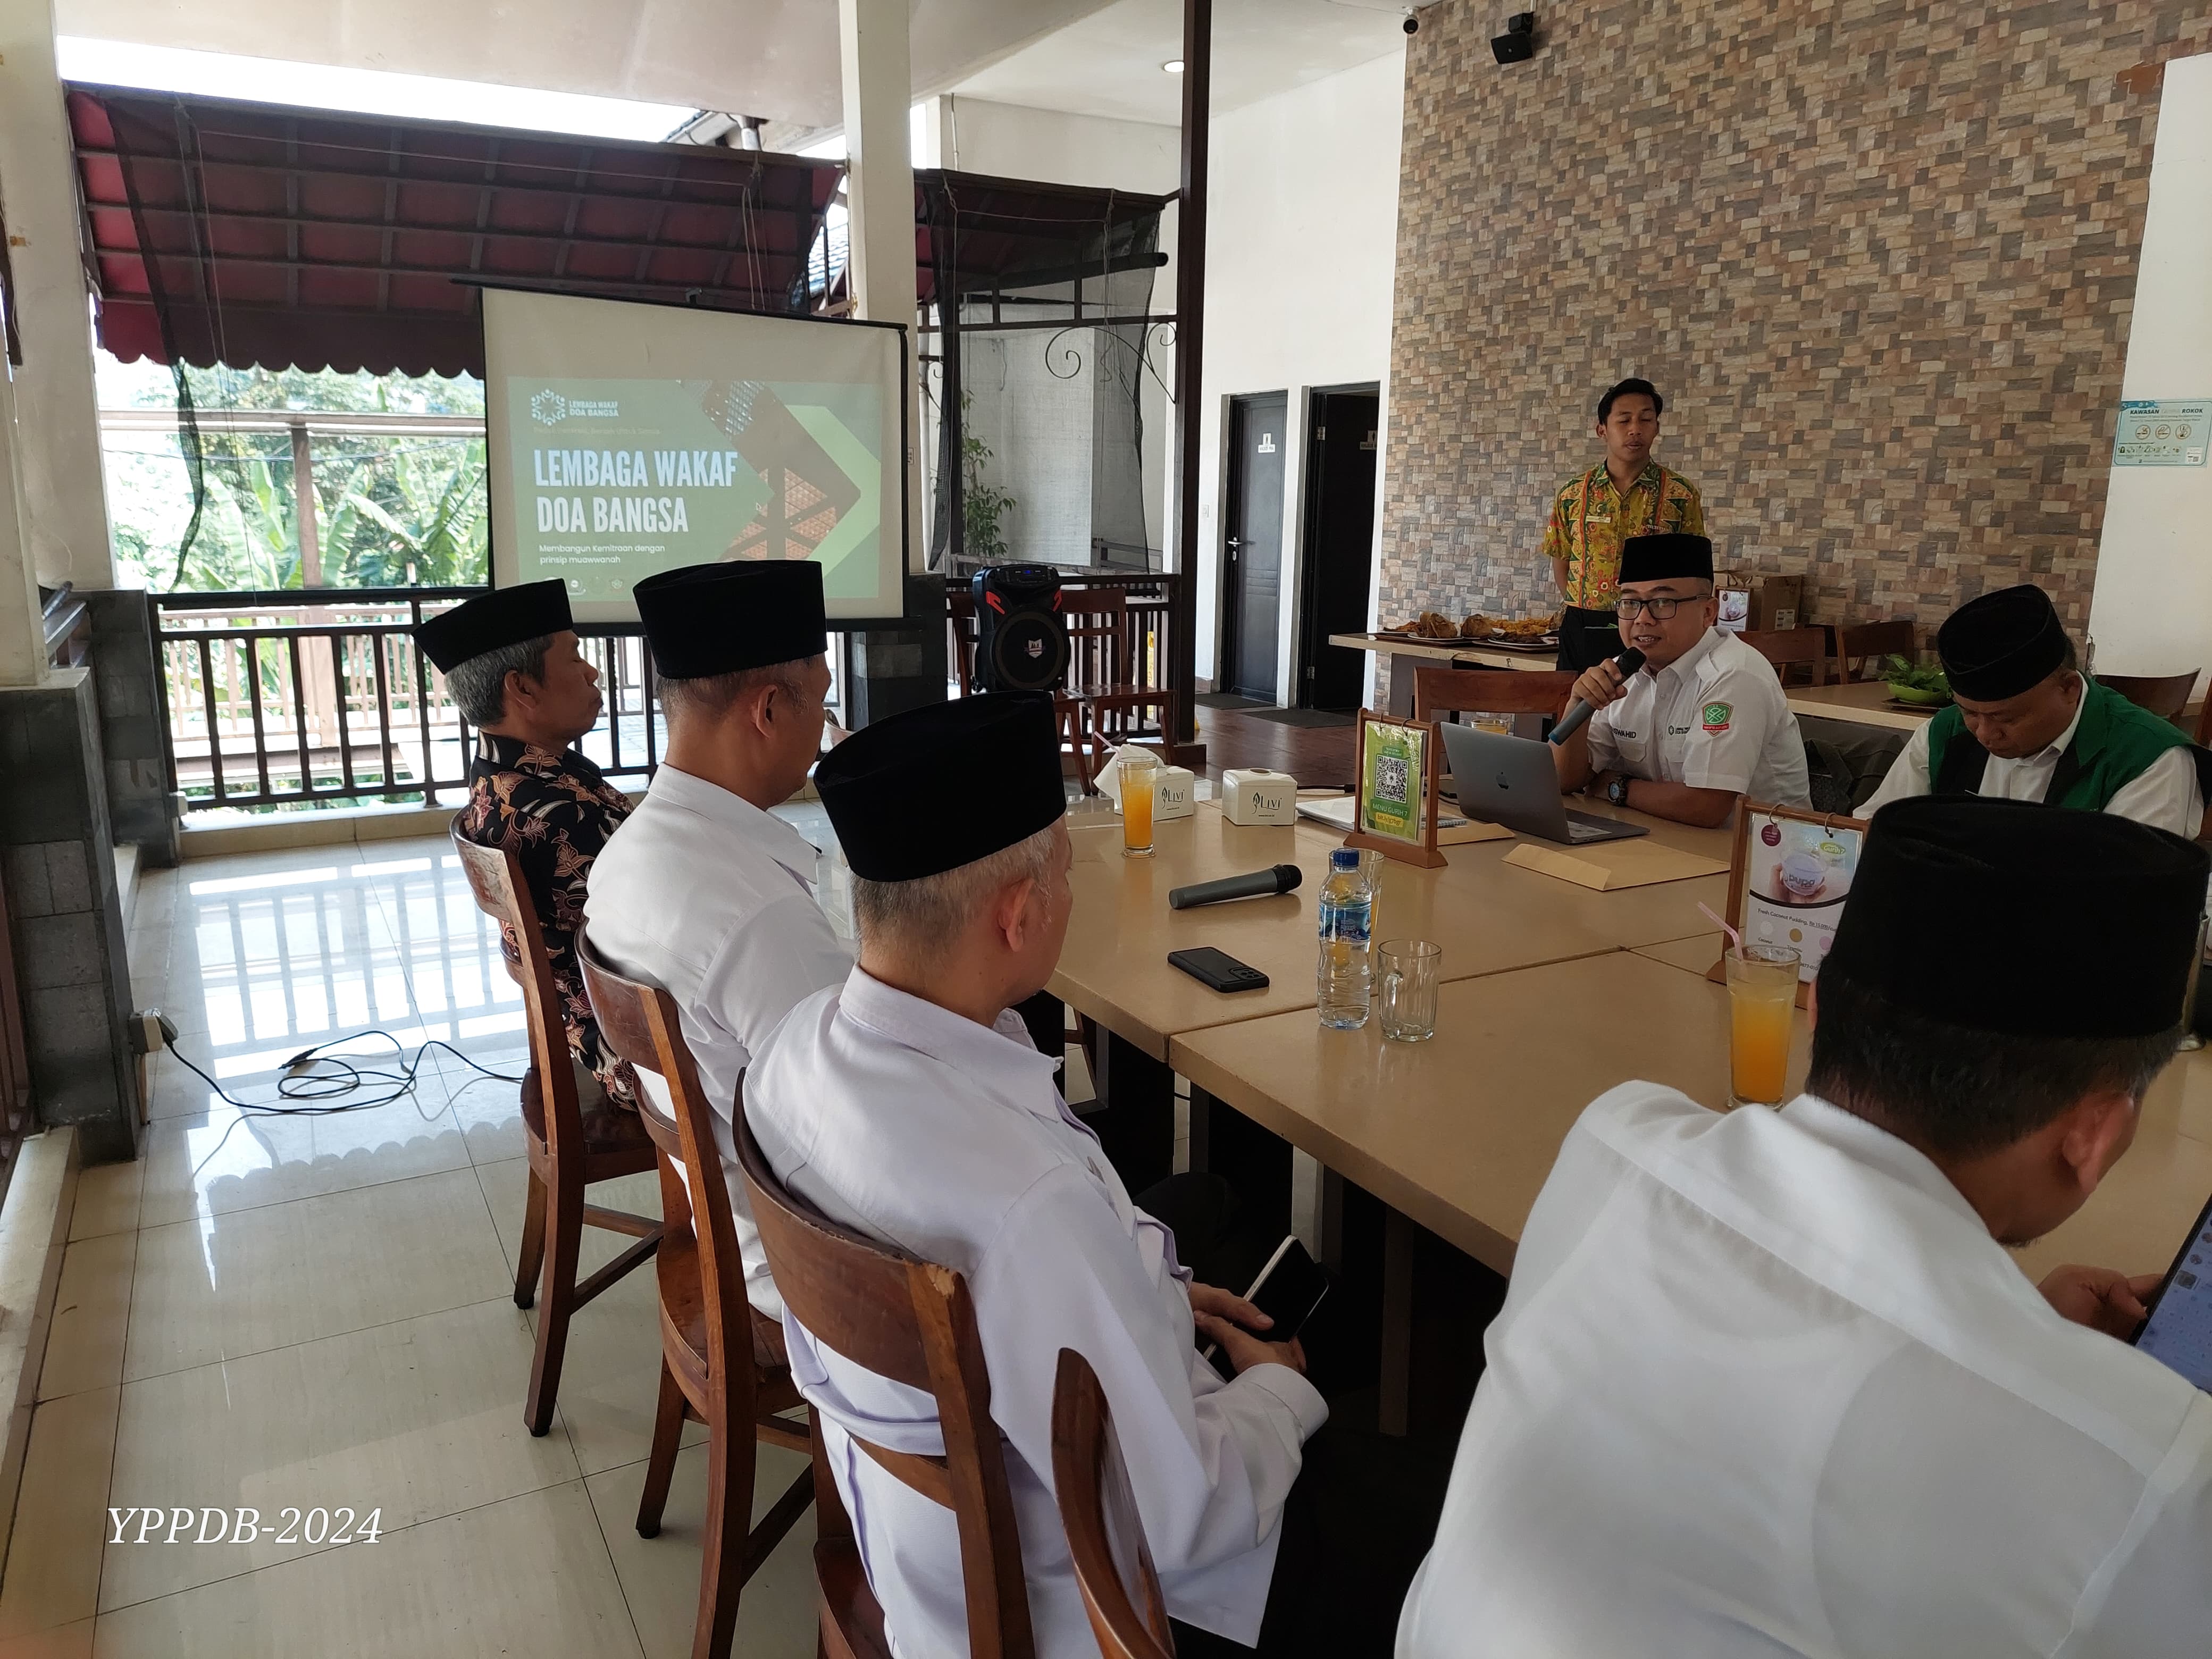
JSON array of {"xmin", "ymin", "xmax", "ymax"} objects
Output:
[{"xmin": 2132, "ymin": 1190, "xmax": 2212, "ymax": 1392}]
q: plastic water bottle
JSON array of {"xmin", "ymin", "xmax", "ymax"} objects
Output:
[{"xmin": 1317, "ymin": 848, "xmax": 1373, "ymax": 1029}]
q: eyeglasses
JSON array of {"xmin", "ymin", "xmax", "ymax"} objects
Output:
[{"xmin": 1614, "ymin": 596, "xmax": 1687, "ymax": 620}]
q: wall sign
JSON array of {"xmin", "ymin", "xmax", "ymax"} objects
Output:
[{"xmin": 2114, "ymin": 399, "xmax": 2210, "ymax": 466}]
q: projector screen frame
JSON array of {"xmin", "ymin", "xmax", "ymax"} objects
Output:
[{"xmin": 474, "ymin": 280, "xmax": 918, "ymax": 633}]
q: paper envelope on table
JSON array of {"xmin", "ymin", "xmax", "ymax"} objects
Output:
[{"xmin": 1504, "ymin": 840, "xmax": 1728, "ymax": 891}]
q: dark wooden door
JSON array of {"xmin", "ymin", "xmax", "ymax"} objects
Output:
[
  {"xmin": 1221, "ymin": 393, "xmax": 1287, "ymax": 701},
  {"xmin": 1296, "ymin": 389, "xmax": 1381, "ymax": 710}
]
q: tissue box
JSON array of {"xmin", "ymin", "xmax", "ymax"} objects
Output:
[
  {"xmin": 1222, "ymin": 768, "xmax": 1297, "ymax": 826},
  {"xmin": 1154, "ymin": 765, "xmax": 1195, "ymax": 821}
]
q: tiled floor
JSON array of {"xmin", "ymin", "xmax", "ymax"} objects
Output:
[{"xmin": 7, "ymin": 832, "xmax": 833, "ymax": 1658}]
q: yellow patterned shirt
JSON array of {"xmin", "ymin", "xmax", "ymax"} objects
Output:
[{"xmin": 1543, "ymin": 462, "xmax": 1706, "ymax": 609}]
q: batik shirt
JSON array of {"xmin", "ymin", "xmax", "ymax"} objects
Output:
[
  {"xmin": 460, "ymin": 734, "xmax": 637, "ymax": 1105},
  {"xmin": 1543, "ymin": 460, "xmax": 1706, "ymax": 609}
]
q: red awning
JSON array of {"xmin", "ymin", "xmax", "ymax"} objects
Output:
[
  {"xmin": 67, "ymin": 84, "xmax": 1174, "ymax": 381},
  {"xmin": 69, "ymin": 84, "xmax": 844, "ymax": 378}
]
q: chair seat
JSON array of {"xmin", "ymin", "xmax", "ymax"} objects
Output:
[
  {"xmin": 656, "ymin": 1230, "xmax": 802, "ymax": 1384},
  {"xmin": 817, "ymin": 1537, "xmax": 896, "ymax": 1659},
  {"xmin": 519, "ymin": 1061, "xmax": 657, "ymax": 1158}
]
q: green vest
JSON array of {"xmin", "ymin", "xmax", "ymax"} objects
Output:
[{"xmin": 1925, "ymin": 678, "xmax": 2196, "ymax": 811}]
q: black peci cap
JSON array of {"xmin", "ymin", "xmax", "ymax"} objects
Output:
[
  {"xmin": 414, "ymin": 580, "xmax": 572, "ymax": 673},
  {"xmin": 634, "ymin": 560, "xmax": 828, "ymax": 681},
  {"xmin": 1823, "ymin": 796, "xmax": 2209, "ymax": 1039},
  {"xmin": 817, "ymin": 693, "xmax": 1066, "ymax": 883},
  {"xmin": 1937, "ymin": 584, "xmax": 2071, "ymax": 702},
  {"xmin": 1617, "ymin": 532, "xmax": 1714, "ymax": 586}
]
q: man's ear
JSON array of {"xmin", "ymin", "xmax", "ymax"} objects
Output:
[
  {"xmin": 996, "ymin": 876, "xmax": 1041, "ymax": 953},
  {"xmin": 502, "ymin": 668, "xmax": 538, "ymax": 715},
  {"xmin": 2054, "ymin": 1091, "xmax": 2138, "ymax": 1197}
]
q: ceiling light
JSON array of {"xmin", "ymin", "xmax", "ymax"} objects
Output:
[{"xmin": 1163, "ymin": 59, "xmax": 1185, "ymax": 73}]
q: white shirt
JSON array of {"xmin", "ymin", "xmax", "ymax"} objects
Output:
[
  {"xmin": 584, "ymin": 765, "xmax": 851, "ymax": 1319},
  {"xmin": 1397, "ymin": 1083, "xmax": 2212, "ymax": 1658},
  {"xmin": 1861, "ymin": 683, "xmax": 2206, "ymax": 837},
  {"xmin": 747, "ymin": 968, "xmax": 1328, "ymax": 1658},
  {"xmin": 1588, "ymin": 627, "xmax": 1812, "ymax": 806}
]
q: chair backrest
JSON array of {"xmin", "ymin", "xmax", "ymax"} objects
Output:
[
  {"xmin": 947, "ymin": 590, "xmax": 979, "ymax": 694},
  {"xmin": 1738, "ymin": 626, "xmax": 1831, "ymax": 685},
  {"xmin": 575, "ymin": 931, "xmax": 754, "ymax": 1421},
  {"xmin": 1835, "ymin": 618, "xmax": 1916, "ymax": 681},
  {"xmin": 2101, "ymin": 671, "xmax": 2199, "ymax": 725},
  {"xmin": 448, "ymin": 818, "xmax": 587, "ymax": 1160},
  {"xmin": 1050, "ymin": 1349, "xmax": 1175, "ymax": 1659},
  {"xmin": 1411, "ymin": 666, "xmax": 1577, "ymax": 723},
  {"xmin": 1063, "ymin": 589, "xmax": 1131, "ymax": 691},
  {"xmin": 734, "ymin": 1111, "xmax": 1036, "ymax": 1659}
]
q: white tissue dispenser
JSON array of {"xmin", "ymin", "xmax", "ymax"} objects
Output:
[
  {"xmin": 1222, "ymin": 768, "xmax": 1297, "ymax": 826},
  {"xmin": 1154, "ymin": 765, "xmax": 1195, "ymax": 821}
]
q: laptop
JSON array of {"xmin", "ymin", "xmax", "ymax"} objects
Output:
[{"xmin": 1438, "ymin": 724, "xmax": 1649, "ymax": 847}]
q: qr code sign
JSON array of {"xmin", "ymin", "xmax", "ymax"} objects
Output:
[{"xmin": 1374, "ymin": 754, "xmax": 1410, "ymax": 805}]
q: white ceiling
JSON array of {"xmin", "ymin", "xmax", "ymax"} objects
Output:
[
  {"xmin": 948, "ymin": 0, "xmax": 1410, "ymax": 127},
  {"xmin": 52, "ymin": 0, "xmax": 1129, "ymax": 129}
]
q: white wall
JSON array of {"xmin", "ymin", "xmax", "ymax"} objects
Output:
[
  {"xmin": 1192, "ymin": 46, "xmax": 1403, "ymax": 696},
  {"xmin": 2088, "ymin": 51, "xmax": 2212, "ymax": 678}
]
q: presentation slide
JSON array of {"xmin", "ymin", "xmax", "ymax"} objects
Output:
[{"xmin": 482, "ymin": 287, "xmax": 909, "ymax": 625}]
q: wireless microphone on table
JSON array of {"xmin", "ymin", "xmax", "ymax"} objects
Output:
[
  {"xmin": 1168, "ymin": 865, "xmax": 1303, "ymax": 910},
  {"xmin": 1548, "ymin": 647, "xmax": 1647, "ymax": 745}
]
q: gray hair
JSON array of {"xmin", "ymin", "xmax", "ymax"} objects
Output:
[
  {"xmin": 656, "ymin": 658, "xmax": 811, "ymax": 728},
  {"xmin": 851, "ymin": 821, "xmax": 1060, "ymax": 962},
  {"xmin": 446, "ymin": 634, "xmax": 554, "ymax": 726}
]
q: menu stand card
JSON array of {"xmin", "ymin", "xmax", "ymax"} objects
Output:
[
  {"xmin": 1704, "ymin": 801, "xmax": 1870, "ymax": 1010},
  {"xmin": 1344, "ymin": 710, "xmax": 1449, "ymax": 869}
]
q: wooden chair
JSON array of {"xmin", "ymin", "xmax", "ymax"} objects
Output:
[
  {"xmin": 948, "ymin": 589, "xmax": 1109, "ymax": 793},
  {"xmin": 1065, "ymin": 589, "xmax": 1174, "ymax": 759},
  {"xmin": 1834, "ymin": 619, "xmax": 1917, "ymax": 682},
  {"xmin": 1050, "ymin": 1348, "xmax": 1175, "ymax": 1659},
  {"xmin": 2102, "ymin": 671, "xmax": 2199, "ymax": 725},
  {"xmin": 1738, "ymin": 626, "xmax": 1831, "ymax": 686},
  {"xmin": 1411, "ymin": 666, "xmax": 1576, "ymax": 723},
  {"xmin": 575, "ymin": 934, "xmax": 815, "ymax": 1659},
  {"xmin": 448, "ymin": 823, "xmax": 661, "ymax": 1438},
  {"xmin": 733, "ymin": 1112, "xmax": 1036, "ymax": 1659}
]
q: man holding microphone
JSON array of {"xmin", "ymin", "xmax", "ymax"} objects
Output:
[{"xmin": 1551, "ymin": 531, "xmax": 1809, "ymax": 826}]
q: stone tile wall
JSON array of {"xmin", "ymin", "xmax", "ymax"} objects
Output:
[{"xmin": 1381, "ymin": 0, "xmax": 2212, "ymax": 647}]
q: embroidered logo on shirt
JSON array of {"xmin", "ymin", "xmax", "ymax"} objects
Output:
[{"xmin": 1701, "ymin": 701, "xmax": 1733, "ymax": 733}]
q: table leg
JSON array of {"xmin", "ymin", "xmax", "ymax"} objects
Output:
[
  {"xmin": 1386, "ymin": 656, "xmax": 1413, "ymax": 717},
  {"xmin": 1292, "ymin": 1153, "xmax": 1346, "ymax": 1272},
  {"xmin": 1380, "ymin": 1208, "xmax": 1415, "ymax": 1437},
  {"xmin": 1186, "ymin": 1086, "xmax": 1291, "ymax": 1243},
  {"xmin": 1085, "ymin": 1031, "xmax": 1176, "ymax": 1193}
]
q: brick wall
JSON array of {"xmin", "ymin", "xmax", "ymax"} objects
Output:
[{"xmin": 1380, "ymin": 0, "xmax": 2212, "ymax": 640}]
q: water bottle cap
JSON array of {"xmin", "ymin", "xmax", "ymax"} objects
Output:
[{"xmin": 1331, "ymin": 849, "xmax": 1360, "ymax": 869}]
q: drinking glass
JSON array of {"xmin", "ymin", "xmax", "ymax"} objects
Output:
[
  {"xmin": 1724, "ymin": 943, "xmax": 1800, "ymax": 1107},
  {"xmin": 1378, "ymin": 940, "xmax": 1442, "ymax": 1042},
  {"xmin": 1356, "ymin": 848, "xmax": 1385, "ymax": 940},
  {"xmin": 1119, "ymin": 751, "xmax": 1158, "ymax": 858}
]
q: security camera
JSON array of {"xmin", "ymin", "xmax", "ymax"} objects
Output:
[{"xmin": 1403, "ymin": 13, "xmax": 1419, "ymax": 32}]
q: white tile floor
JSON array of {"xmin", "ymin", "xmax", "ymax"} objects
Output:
[{"xmin": 8, "ymin": 833, "xmax": 823, "ymax": 1658}]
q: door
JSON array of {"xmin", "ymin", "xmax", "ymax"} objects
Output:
[
  {"xmin": 1221, "ymin": 392, "xmax": 1287, "ymax": 701},
  {"xmin": 1296, "ymin": 389, "xmax": 1382, "ymax": 710}
]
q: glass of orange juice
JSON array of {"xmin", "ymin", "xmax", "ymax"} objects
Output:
[
  {"xmin": 1723, "ymin": 943, "xmax": 1799, "ymax": 1107},
  {"xmin": 1118, "ymin": 751, "xmax": 1158, "ymax": 858}
]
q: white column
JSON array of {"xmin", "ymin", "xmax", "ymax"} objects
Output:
[
  {"xmin": 0, "ymin": 0, "xmax": 117, "ymax": 590},
  {"xmin": 0, "ymin": 359, "xmax": 49, "ymax": 686},
  {"xmin": 837, "ymin": 0, "xmax": 923, "ymax": 573}
]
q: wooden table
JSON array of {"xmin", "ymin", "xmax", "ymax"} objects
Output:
[
  {"xmin": 1052, "ymin": 801, "xmax": 1729, "ymax": 1062},
  {"xmin": 1329, "ymin": 632, "xmax": 1556, "ymax": 714},
  {"xmin": 1785, "ymin": 679, "xmax": 1938, "ymax": 733}
]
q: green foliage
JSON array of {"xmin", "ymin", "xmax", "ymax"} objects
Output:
[
  {"xmin": 1882, "ymin": 654, "xmax": 1951, "ymax": 697},
  {"xmin": 959, "ymin": 392, "xmax": 1016, "ymax": 563},
  {"xmin": 97, "ymin": 357, "xmax": 490, "ymax": 592}
]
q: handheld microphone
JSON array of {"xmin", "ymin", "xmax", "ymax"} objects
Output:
[
  {"xmin": 1169, "ymin": 865, "xmax": 1303, "ymax": 910},
  {"xmin": 1548, "ymin": 647, "xmax": 1647, "ymax": 745}
]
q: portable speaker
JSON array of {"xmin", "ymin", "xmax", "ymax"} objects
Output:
[{"xmin": 971, "ymin": 565, "xmax": 1070, "ymax": 693}]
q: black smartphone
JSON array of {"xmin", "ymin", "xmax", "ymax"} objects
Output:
[
  {"xmin": 1168, "ymin": 947, "xmax": 1270, "ymax": 993},
  {"xmin": 2131, "ymin": 1189, "xmax": 2212, "ymax": 1392},
  {"xmin": 1203, "ymin": 1236, "xmax": 1330, "ymax": 1372}
]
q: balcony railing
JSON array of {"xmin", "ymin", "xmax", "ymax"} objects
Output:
[{"xmin": 154, "ymin": 569, "xmax": 1185, "ymax": 812}]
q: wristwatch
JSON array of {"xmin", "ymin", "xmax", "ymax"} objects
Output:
[{"xmin": 1605, "ymin": 775, "xmax": 1632, "ymax": 808}]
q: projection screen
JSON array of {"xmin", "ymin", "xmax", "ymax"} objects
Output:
[{"xmin": 483, "ymin": 287, "xmax": 909, "ymax": 625}]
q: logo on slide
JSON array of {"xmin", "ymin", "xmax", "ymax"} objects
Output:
[{"xmin": 530, "ymin": 390, "xmax": 568, "ymax": 426}]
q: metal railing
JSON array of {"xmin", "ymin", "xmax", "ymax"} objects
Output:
[{"xmin": 154, "ymin": 588, "xmax": 685, "ymax": 810}]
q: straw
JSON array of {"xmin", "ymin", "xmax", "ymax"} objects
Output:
[{"xmin": 1698, "ymin": 901, "xmax": 1742, "ymax": 955}]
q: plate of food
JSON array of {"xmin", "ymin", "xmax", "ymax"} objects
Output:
[
  {"xmin": 1381, "ymin": 611, "xmax": 1464, "ymax": 642},
  {"xmin": 1882, "ymin": 655, "xmax": 1952, "ymax": 708}
]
